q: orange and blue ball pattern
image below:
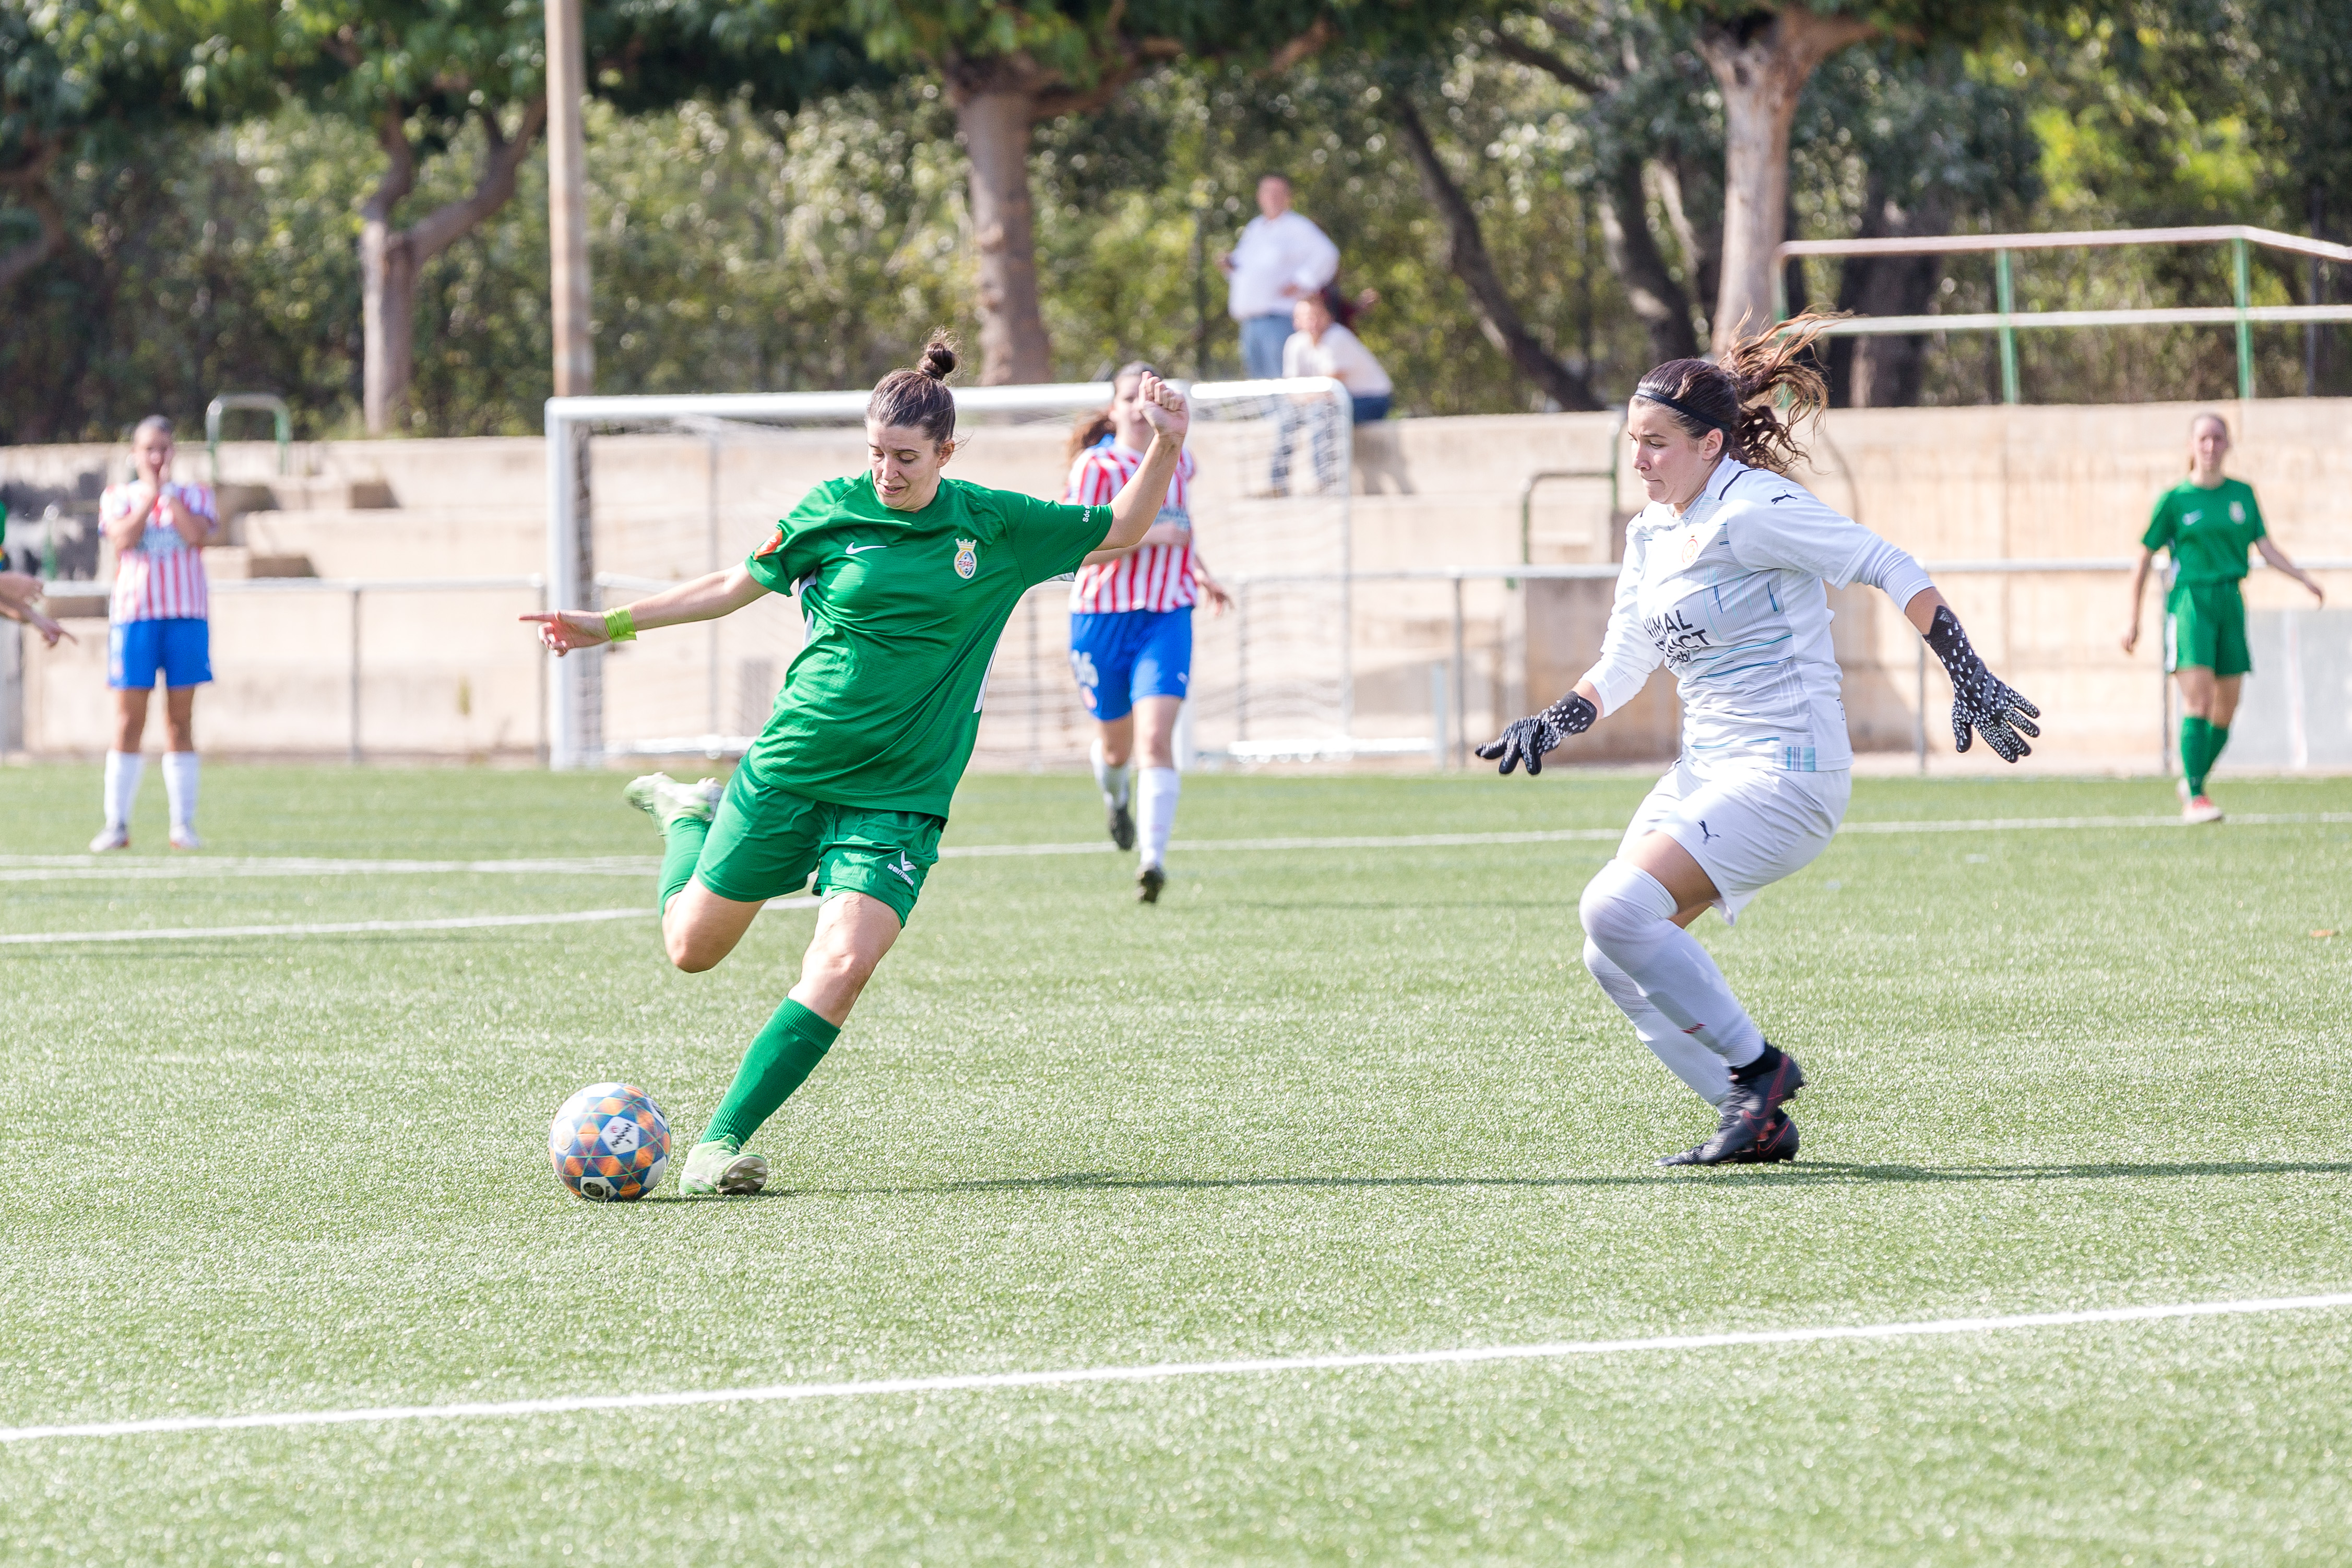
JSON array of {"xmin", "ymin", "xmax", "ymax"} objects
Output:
[{"xmin": 549, "ymin": 1082, "xmax": 671, "ymax": 1202}]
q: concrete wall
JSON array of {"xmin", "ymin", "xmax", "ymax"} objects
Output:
[{"xmin": 5, "ymin": 399, "xmax": 2346, "ymax": 769}]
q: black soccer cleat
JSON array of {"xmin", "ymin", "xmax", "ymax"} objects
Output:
[
  {"xmin": 1136, "ymin": 864, "xmax": 1166, "ymax": 903},
  {"xmin": 1729, "ymin": 1110, "xmax": 1799, "ymax": 1165},
  {"xmin": 1658, "ymin": 1046, "xmax": 1805, "ymax": 1166},
  {"xmin": 1108, "ymin": 801, "xmax": 1136, "ymax": 851}
]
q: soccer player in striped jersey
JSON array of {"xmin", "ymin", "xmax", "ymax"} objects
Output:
[
  {"xmin": 525, "ymin": 339, "xmax": 1195, "ymax": 1196},
  {"xmin": 1478, "ymin": 316, "xmax": 2040, "ymax": 1167},
  {"xmin": 93, "ymin": 415, "xmax": 218, "ymax": 852},
  {"xmin": 1063, "ymin": 363, "xmax": 1233, "ymax": 901}
]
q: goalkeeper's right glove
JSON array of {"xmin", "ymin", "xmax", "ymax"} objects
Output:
[{"xmin": 1475, "ymin": 691, "xmax": 1597, "ymax": 776}]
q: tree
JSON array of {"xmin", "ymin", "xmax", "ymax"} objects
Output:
[
  {"xmin": 805, "ymin": 2, "xmax": 1329, "ymax": 384},
  {"xmin": 0, "ymin": 3, "xmax": 244, "ymax": 293},
  {"xmin": 274, "ymin": 0, "xmax": 876, "ymax": 432}
]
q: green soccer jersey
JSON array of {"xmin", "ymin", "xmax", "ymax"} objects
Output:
[
  {"xmin": 740, "ymin": 472, "xmax": 1110, "ymax": 816},
  {"xmin": 2143, "ymin": 478, "xmax": 2266, "ymax": 584}
]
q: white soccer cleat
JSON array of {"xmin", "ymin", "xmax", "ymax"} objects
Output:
[
  {"xmin": 622, "ymin": 773, "xmax": 723, "ymax": 831},
  {"xmin": 88, "ymin": 824, "xmax": 129, "ymax": 853},
  {"xmin": 169, "ymin": 825, "xmax": 201, "ymax": 851},
  {"xmin": 2182, "ymin": 794, "xmax": 2223, "ymax": 825}
]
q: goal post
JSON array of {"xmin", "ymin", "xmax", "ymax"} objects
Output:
[{"xmin": 542, "ymin": 379, "xmax": 1358, "ymax": 771}]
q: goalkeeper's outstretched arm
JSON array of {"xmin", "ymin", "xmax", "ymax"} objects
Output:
[{"xmin": 521, "ymin": 565, "xmax": 771, "ymax": 656}]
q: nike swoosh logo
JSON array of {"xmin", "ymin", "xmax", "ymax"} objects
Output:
[{"xmin": 845, "ymin": 542, "xmax": 887, "ymax": 555}]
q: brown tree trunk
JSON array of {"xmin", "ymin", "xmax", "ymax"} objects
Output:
[
  {"xmin": 1696, "ymin": 5, "xmax": 1872, "ymax": 354},
  {"xmin": 1597, "ymin": 160, "xmax": 1701, "ymax": 366},
  {"xmin": 1391, "ymin": 96, "xmax": 1602, "ymax": 411},
  {"xmin": 0, "ymin": 141, "xmax": 67, "ymax": 293},
  {"xmin": 946, "ymin": 63, "xmax": 1053, "ymax": 385},
  {"xmin": 359, "ymin": 100, "xmax": 549, "ymax": 434}
]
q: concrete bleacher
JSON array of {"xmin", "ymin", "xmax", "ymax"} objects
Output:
[{"xmin": 3, "ymin": 399, "xmax": 2347, "ymax": 769}]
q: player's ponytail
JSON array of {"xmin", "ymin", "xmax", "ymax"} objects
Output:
[
  {"xmin": 1632, "ymin": 311, "xmax": 1839, "ymax": 476},
  {"xmin": 868, "ymin": 330, "xmax": 960, "ymax": 450}
]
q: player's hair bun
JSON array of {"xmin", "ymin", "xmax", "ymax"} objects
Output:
[{"xmin": 918, "ymin": 335, "xmax": 958, "ymax": 382}]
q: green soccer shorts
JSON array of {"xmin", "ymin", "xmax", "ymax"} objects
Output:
[
  {"xmin": 2165, "ymin": 580, "xmax": 2252, "ymax": 678},
  {"xmin": 694, "ymin": 767, "xmax": 943, "ymax": 925}
]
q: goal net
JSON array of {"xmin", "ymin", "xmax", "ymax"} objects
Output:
[{"xmin": 542, "ymin": 380, "xmax": 1357, "ymax": 771}]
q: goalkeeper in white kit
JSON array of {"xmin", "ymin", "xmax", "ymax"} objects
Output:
[{"xmin": 1478, "ymin": 315, "xmax": 2040, "ymax": 1167}]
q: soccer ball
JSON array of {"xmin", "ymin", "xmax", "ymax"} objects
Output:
[{"xmin": 549, "ymin": 1083, "xmax": 671, "ymax": 1201}]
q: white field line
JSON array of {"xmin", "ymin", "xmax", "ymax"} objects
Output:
[
  {"xmin": 1, "ymin": 810, "xmax": 2342, "ymax": 886},
  {"xmin": 5, "ymin": 1290, "xmax": 2347, "ymax": 1446},
  {"xmin": 0, "ymin": 898, "xmax": 821, "ymax": 947}
]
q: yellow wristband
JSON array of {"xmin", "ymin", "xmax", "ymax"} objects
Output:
[{"xmin": 602, "ymin": 607, "xmax": 637, "ymax": 644}]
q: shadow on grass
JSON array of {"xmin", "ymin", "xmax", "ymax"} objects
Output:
[{"xmin": 775, "ymin": 1159, "xmax": 2352, "ymax": 1200}]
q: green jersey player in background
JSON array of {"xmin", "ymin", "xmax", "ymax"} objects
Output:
[
  {"xmin": 524, "ymin": 338, "xmax": 1193, "ymax": 1196},
  {"xmin": 2123, "ymin": 411, "xmax": 2325, "ymax": 823}
]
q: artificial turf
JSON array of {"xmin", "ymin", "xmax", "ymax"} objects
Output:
[{"xmin": 2, "ymin": 763, "xmax": 2348, "ymax": 1564}]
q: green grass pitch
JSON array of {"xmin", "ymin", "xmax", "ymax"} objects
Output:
[{"xmin": 2, "ymin": 763, "xmax": 2348, "ymax": 1564}]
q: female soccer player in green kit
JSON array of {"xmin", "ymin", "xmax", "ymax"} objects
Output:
[
  {"xmin": 2123, "ymin": 411, "xmax": 2324, "ymax": 823},
  {"xmin": 523, "ymin": 339, "xmax": 1192, "ymax": 1195}
]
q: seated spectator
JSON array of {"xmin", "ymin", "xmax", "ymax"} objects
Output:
[{"xmin": 1282, "ymin": 289, "xmax": 1393, "ymax": 423}]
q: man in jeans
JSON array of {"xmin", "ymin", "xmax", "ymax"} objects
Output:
[{"xmin": 1217, "ymin": 175, "xmax": 1339, "ymax": 381}]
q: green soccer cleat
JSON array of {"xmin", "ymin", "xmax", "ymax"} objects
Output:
[
  {"xmin": 623, "ymin": 773, "xmax": 723, "ymax": 832},
  {"xmin": 678, "ymin": 1136, "xmax": 768, "ymax": 1197}
]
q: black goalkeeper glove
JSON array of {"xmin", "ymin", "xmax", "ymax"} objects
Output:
[
  {"xmin": 1925, "ymin": 605, "xmax": 2041, "ymax": 762},
  {"xmin": 1475, "ymin": 691, "xmax": 1597, "ymax": 776}
]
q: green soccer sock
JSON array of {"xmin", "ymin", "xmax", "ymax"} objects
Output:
[
  {"xmin": 2206, "ymin": 723, "xmax": 2230, "ymax": 781},
  {"xmin": 659, "ymin": 814, "xmax": 709, "ymax": 914},
  {"xmin": 703, "ymin": 998, "xmax": 842, "ymax": 1148},
  {"xmin": 2181, "ymin": 717, "xmax": 2213, "ymax": 794}
]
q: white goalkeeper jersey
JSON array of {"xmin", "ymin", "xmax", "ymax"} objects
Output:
[{"xmin": 1580, "ymin": 457, "xmax": 1933, "ymax": 775}]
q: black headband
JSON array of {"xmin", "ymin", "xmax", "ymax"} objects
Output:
[{"xmin": 1633, "ymin": 386, "xmax": 1729, "ymax": 433}]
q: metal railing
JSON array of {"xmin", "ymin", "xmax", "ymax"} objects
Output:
[
  {"xmin": 1772, "ymin": 224, "xmax": 2352, "ymax": 402},
  {"xmin": 205, "ymin": 394, "xmax": 292, "ymax": 485}
]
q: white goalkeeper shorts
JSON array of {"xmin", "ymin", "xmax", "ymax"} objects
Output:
[{"xmin": 1617, "ymin": 759, "xmax": 1851, "ymax": 923}]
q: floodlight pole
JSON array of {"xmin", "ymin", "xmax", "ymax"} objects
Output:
[{"xmin": 546, "ymin": 0, "xmax": 592, "ymax": 400}]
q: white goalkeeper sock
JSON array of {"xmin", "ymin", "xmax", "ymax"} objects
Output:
[
  {"xmin": 1135, "ymin": 766, "xmax": 1179, "ymax": 871},
  {"xmin": 162, "ymin": 751, "xmax": 199, "ymax": 831},
  {"xmin": 1090, "ymin": 739, "xmax": 1130, "ymax": 808},
  {"xmin": 1578, "ymin": 859, "xmax": 1764, "ymax": 1068},
  {"xmin": 1583, "ymin": 941, "xmax": 1730, "ymax": 1105},
  {"xmin": 103, "ymin": 750, "xmax": 145, "ymax": 830}
]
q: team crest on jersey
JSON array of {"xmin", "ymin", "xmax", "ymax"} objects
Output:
[
  {"xmin": 953, "ymin": 538, "xmax": 978, "ymax": 579},
  {"xmin": 2230, "ymin": 501, "xmax": 2246, "ymax": 522},
  {"xmin": 1679, "ymin": 531, "xmax": 1704, "ymax": 566}
]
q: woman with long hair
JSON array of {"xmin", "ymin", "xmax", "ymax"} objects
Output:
[
  {"xmin": 2122, "ymin": 411, "xmax": 2324, "ymax": 822},
  {"xmin": 1478, "ymin": 315, "xmax": 2041, "ymax": 1167},
  {"xmin": 524, "ymin": 338, "xmax": 1193, "ymax": 1196},
  {"xmin": 1063, "ymin": 362, "xmax": 1232, "ymax": 900}
]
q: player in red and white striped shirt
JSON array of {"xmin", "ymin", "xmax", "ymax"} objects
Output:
[
  {"xmin": 92, "ymin": 415, "xmax": 218, "ymax": 852},
  {"xmin": 1063, "ymin": 363, "xmax": 1232, "ymax": 901}
]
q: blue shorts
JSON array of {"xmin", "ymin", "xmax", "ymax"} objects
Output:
[
  {"xmin": 1068, "ymin": 608, "xmax": 1191, "ymax": 722},
  {"xmin": 109, "ymin": 617, "xmax": 212, "ymax": 690}
]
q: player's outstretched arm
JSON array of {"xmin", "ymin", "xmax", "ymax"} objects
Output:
[
  {"xmin": 2255, "ymin": 536, "xmax": 2326, "ymax": 604},
  {"xmin": 1905, "ymin": 588, "xmax": 2040, "ymax": 763},
  {"xmin": 1476, "ymin": 683, "xmax": 1599, "ymax": 776},
  {"xmin": 1094, "ymin": 373, "xmax": 1191, "ymax": 555},
  {"xmin": 2120, "ymin": 547, "xmax": 2158, "ymax": 653},
  {"xmin": 521, "ymin": 564, "xmax": 770, "ymax": 657},
  {"xmin": 0, "ymin": 572, "xmax": 74, "ymax": 647}
]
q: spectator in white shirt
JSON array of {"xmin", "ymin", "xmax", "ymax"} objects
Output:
[
  {"xmin": 1281, "ymin": 290, "xmax": 1393, "ymax": 422},
  {"xmin": 1268, "ymin": 289, "xmax": 1395, "ymax": 494},
  {"xmin": 1217, "ymin": 175, "xmax": 1339, "ymax": 380}
]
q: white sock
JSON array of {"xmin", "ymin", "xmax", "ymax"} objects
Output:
[
  {"xmin": 1578, "ymin": 860, "xmax": 1764, "ymax": 1068},
  {"xmin": 1136, "ymin": 766, "xmax": 1180, "ymax": 871},
  {"xmin": 1583, "ymin": 941, "xmax": 1730, "ymax": 1105},
  {"xmin": 103, "ymin": 750, "xmax": 145, "ymax": 830},
  {"xmin": 163, "ymin": 751, "xmax": 199, "ymax": 830},
  {"xmin": 1090, "ymin": 739, "xmax": 1130, "ymax": 808}
]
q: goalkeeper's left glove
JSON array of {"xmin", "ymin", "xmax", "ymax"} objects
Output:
[
  {"xmin": 1475, "ymin": 691, "xmax": 1597, "ymax": 776},
  {"xmin": 1925, "ymin": 605, "xmax": 2041, "ymax": 762}
]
